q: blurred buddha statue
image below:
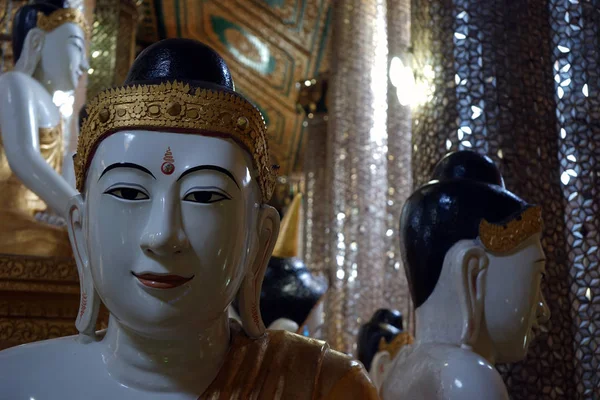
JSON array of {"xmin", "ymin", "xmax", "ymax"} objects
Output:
[
  {"xmin": 357, "ymin": 308, "xmax": 410, "ymax": 387},
  {"xmin": 0, "ymin": 38, "xmax": 377, "ymax": 399},
  {"xmin": 0, "ymin": 0, "xmax": 89, "ymax": 258},
  {"xmin": 378, "ymin": 151, "xmax": 550, "ymax": 400},
  {"xmin": 232, "ymin": 193, "xmax": 328, "ymax": 336}
]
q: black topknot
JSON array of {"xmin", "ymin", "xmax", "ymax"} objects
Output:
[
  {"xmin": 124, "ymin": 38, "xmax": 235, "ymax": 91},
  {"xmin": 431, "ymin": 151, "xmax": 504, "ymax": 187},
  {"xmin": 400, "ymin": 150, "xmax": 529, "ymax": 308}
]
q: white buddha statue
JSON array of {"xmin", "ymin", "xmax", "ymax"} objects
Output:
[
  {"xmin": 374, "ymin": 151, "xmax": 550, "ymax": 399},
  {"xmin": 0, "ymin": 0, "xmax": 89, "ymax": 257},
  {"xmin": 0, "ymin": 38, "xmax": 378, "ymax": 399}
]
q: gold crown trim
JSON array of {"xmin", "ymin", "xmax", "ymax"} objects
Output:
[
  {"xmin": 37, "ymin": 8, "xmax": 90, "ymax": 38},
  {"xmin": 479, "ymin": 206, "xmax": 543, "ymax": 253},
  {"xmin": 377, "ymin": 332, "xmax": 414, "ymax": 360},
  {"xmin": 75, "ymin": 81, "xmax": 276, "ymax": 202}
]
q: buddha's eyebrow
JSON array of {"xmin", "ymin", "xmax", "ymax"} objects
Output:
[
  {"xmin": 68, "ymin": 35, "xmax": 84, "ymax": 44},
  {"xmin": 176, "ymin": 165, "xmax": 240, "ymax": 189},
  {"xmin": 99, "ymin": 163, "xmax": 156, "ymax": 181}
]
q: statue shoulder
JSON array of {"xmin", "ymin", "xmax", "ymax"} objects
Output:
[
  {"xmin": 381, "ymin": 344, "xmax": 507, "ymax": 400},
  {"xmin": 0, "ymin": 70, "xmax": 37, "ymax": 92},
  {"xmin": 438, "ymin": 347, "xmax": 508, "ymax": 400},
  {"xmin": 0, "ymin": 336, "xmax": 102, "ymax": 395},
  {"xmin": 207, "ymin": 327, "xmax": 378, "ymax": 399},
  {"xmin": 266, "ymin": 330, "xmax": 379, "ymax": 399}
]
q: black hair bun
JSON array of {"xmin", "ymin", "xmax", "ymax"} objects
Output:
[
  {"xmin": 431, "ymin": 151, "xmax": 504, "ymax": 187},
  {"xmin": 124, "ymin": 38, "xmax": 235, "ymax": 91},
  {"xmin": 32, "ymin": 0, "xmax": 69, "ymax": 7},
  {"xmin": 258, "ymin": 256, "xmax": 328, "ymax": 328},
  {"xmin": 369, "ymin": 308, "xmax": 403, "ymax": 330},
  {"xmin": 12, "ymin": 2, "xmax": 63, "ymax": 61},
  {"xmin": 357, "ymin": 309, "xmax": 404, "ymax": 371}
]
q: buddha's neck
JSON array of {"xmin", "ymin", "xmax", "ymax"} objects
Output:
[
  {"xmin": 415, "ymin": 304, "xmax": 497, "ymax": 365},
  {"xmin": 415, "ymin": 300, "xmax": 463, "ymax": 346},
  {"xmin": 32, "ymin": 66, "xmax": 60, "ymax": 95},
  {"xmin": 100, "ymin": 313, "xmax": 230, "ymax": 394},
  {"xmin": 471, "ymin": 321, "xmax": 497, "ymax": 365}
]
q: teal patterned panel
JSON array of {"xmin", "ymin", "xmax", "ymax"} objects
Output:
[{"xmin": 210, "ymin": 16, "xmax": 276, "ymax": 76}]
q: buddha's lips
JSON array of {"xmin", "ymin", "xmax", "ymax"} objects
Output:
[{"xmin": 133, "ymin": 272, "xmax": 193, "ymax": 289}]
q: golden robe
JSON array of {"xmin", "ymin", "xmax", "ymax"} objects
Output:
[
  {"xmin": 0, "ymin": 124, "xmax": 72, "ymax": 258},
  {"xmin": 202, "ymin": 322, "xmax": 379, "ymax": 399}
]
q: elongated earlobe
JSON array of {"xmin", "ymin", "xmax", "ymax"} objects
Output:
[
  {"xmin": 67, "ymin": 195, "xmax": 100, "ymax": 342},
  {"xmin": 458, "ymin": 246, "xmax": 488, "ymax": 349},
  {"xmin": 238, "ymin": 204, "xmax": 280, "ymax": 338},
  {"xmin": 370, "ymin": 351, "xmax": 392, "ymax": 390},
  {"xmin": 13, "ymin": 28, "xmax": 44, "ymax": 76}
]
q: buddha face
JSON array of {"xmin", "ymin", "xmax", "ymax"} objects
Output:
[
  {"xmin": 483, "ymin": 233, "xmax": 550, "ymax": 362},
  {"xmin": 78, "ymin": 130, "xmax": 262, "ymax": 337},
  {"xmin": 39, "ymin": 23, "xmax": 88, "ymax": 91}
]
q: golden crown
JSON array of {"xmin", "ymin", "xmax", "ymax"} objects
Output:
[
  {"xmin": 377, "ymin": 332, "xmax": 414, "ymax": 359},
  {"xmin": 37, "ymin": 8, "xmax": 90, "ymax": 38},
  {"xmin": 479, "ymin": 206, "xmax": 543, "ymax": 253},
  {"xmin": 75, "ymin": 81, "xmax": 276, "ymax": 202}
]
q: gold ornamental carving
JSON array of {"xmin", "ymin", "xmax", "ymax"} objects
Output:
[
  {"xmin": 37, "ymin": 7, "xmax": 90, "ymax": 38},
  {"xmin": 479, "ymin": 206, "xmax": 543, "ymax": 254},
  {"xmin": 0, "ymin": 318, "xmax": 78, "ymax": 350},
  {"xmin": 77, "ymin": 81, "xmax": 277, "ymax": 202},
  {"xmin": 0, "ymin": 254, "xmax": 78, "ymax": 282}
]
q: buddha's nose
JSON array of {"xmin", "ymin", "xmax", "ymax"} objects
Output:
[
  {"xmin": 81, "ymin": 56, "xmax": 90, "ymax": 72},
  {"xmin": 140, "ymin": 195, "xmax": 190, "ymax": 256}
]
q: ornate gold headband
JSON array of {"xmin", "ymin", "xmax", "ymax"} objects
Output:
[
  {"xmin": 377, "ymin": 332, "xmax": 414, "ymax": 359},
  {"xmin": 37, "ymin": 8, "xmax": 90, "ymax": 38},
  {"xmin": 479, "ymin": 206, "xmax": 543, "ymax": 253},
  {"xmin": 75, "ymin": 81, "xmax": 276, "ymax": 202}
]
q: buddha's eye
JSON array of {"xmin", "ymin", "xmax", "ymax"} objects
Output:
[
  {"xmin": 71, "ymin": 42, "xmax": 83, "ymax": 53},
  {"xmin": 105, "ymin": 187, "xmax": 149, "ymax": 201},
  {"xmin": 183, "ymin": 190, "xmax": 230, "ymax": 204}
]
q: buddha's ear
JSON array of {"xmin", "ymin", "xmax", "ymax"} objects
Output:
[
  {"xmin": 14, "ymin": 28, "xmax": 44, "ymax": 75},
  {"xmin": 455, "ymin": 242, "xmax": 488, "ymax": 349},
  {"xmin": 67, "ymin": 194, "xmax": 100, "ymax": 343},
  {"xmin": 370, "ymin": 351, "xmax": 392, "ymax": 390},
  {"xmin": 238, "ymin": 204, "xmax": 280, "ymax": 338}
]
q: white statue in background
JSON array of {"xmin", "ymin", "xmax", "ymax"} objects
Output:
[
  {"xmin": 375, "ymin": 151, "xmax": 550, "ymax": 399},
  {"xmin": 0, "ymin": 1, "xmax": 89, "ymax": 257}
]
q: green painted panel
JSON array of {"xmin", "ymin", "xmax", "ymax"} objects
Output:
[
  {"xmin": 210, "ymin": 16, "xmax": 276, "ymax": 76},
  {"xmin": 261, "ymin": 0, "xmax": 286, "ymax": 6}
]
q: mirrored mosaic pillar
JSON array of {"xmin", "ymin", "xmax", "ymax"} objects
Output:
[
  {"xmin": 411, "ymin": 1, "xmax": 578, "ymax": 398},
  {"xmin": 297, "ymin": 77, "xmax": 330, "ymax": 280},
  {"xmin": 326, "ymin": 0, "xmax": 389, "ymax": 354},
  {"xmin": 385, "ymin": 0, "xmax": 413, "ymax": 333},
  {"xmin": 550, "ymin": 0, "xmax": 600, "ymax": 396}
]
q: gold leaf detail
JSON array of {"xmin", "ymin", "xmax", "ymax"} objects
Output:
[
  {"xmin": 479, "ymin": 206, "xmax": 543, "ymax": 253},
  {"xmin": 76, "ymin": 81, "xmax": 275, "ymax": 202},
  {"xmin": 36, "ymin": 8, "xmax": 90, "ymax": 39}
]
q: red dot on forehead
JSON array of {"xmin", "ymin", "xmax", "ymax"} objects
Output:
[{"xmin": 161, "ymin": 162, "xmax": 175, "ymax": 175}]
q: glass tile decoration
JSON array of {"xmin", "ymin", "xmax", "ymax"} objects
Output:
[
  {"xmin": 550, "ymin": 0, "xmax": 600, "ymax": 397},
  {"xmin": 296, "ymin": 78, "xmax": 330, "ymax": 281},
  {"xmin": 325, "ymin": 0, "xmax": 390, "ymax": 353},
  {"xmin": 385, "ymin": 0, "xmax": 413, "ymax": 333},
  {"xmin": 410, "ymin": 0, "xmax": 600, "ymax": 397}
]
